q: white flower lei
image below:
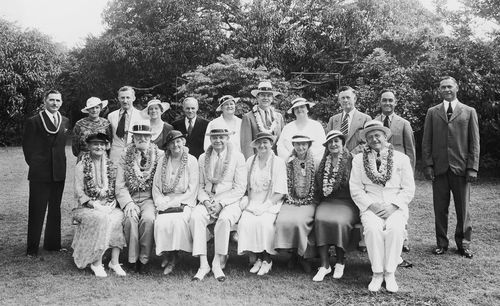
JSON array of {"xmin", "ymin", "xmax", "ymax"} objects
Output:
[
  {"xmin": 363, "ymin": 143, "xmax": 394, "ymax": 186},
  {"xmin": 204, "ymin": 143, "xmax": 232, "ymax": 186},
  {"xmin": 252, "ymin": 105, "xmax": 278, "ymax": 134},
  {"xmin": 124, "ymin": 143, "xmax": 160, "ymax": 192}
]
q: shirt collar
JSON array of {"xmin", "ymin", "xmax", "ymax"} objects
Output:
[
  {"xmin": 443, "ymin": 99, "xmax": 458, "ymax": 110},
  {"xmin": 212, "ymin": 147, "xmax": 227, "ymax": 159},
  {"xmin": 382, "ymin": 113, "xmax": 394, "ymax": 121},
  {"xmin": 342, "ymin": 108, "xmax": 355, "ymax": 118},
  {"xmin": 44, "ymin": 109, "xmax": 57, "ymax": 120},
  {"xmin": 185, "ymin": 116, "xmax": 197, "ymax": 124}
]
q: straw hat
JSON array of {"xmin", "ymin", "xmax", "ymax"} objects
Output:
[
  {"xmin": 251, "ymin": 81, "xmax": 281, "ymax": 97},
  {"xmin": 141, "ymin": 99, "xmax": 170, "ymax": 117},
  {"xmin": 130, "ymin": 120, "xmax": 153, "ymax": 135},
  {"xmin": 216, "ymin": 95, "xmax": 240, "ymax": 112},
  {"xmin": 287, "ymin": 97, "xmax": 315, "ymax": 114},
  {"xmin": 359, "ymin": 120, "xmax": 392, "ymax": 141},
  {"xmin": 250, "ymin": 132, "xmax": 276, "ymax": 147},
  {"xmin": 323, "ymin": 130, "xmax": 345, "ymax": 147},
  {"xmin": 81, "ymin": 97, "xmax": 108, "ymax": 113}
]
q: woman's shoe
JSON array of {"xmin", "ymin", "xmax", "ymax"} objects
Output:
[
  {"xmin": 108, "ymin": 263, "xmax": 126, "ymax": 276},
  {"xmin": 368, "ymin": 273, "xmax": 384, "ymax": 292},
  {"xmin": 90, "ymin": 264, "xmax": 107, "ymax": 278},
  {"xmin": 249, "ymin": 259, "xmax": 262, "ymax": 273},
  {"xmin": 312, "ymin": 266, "xmax": 332, "ymax": 282},
  {"xmin": 384, "ymin": 272, "xmax": 399, "ymax": 293},
  {"xmin": 257, "ymin": 261, "xmax": 272, "ymax": 276},
  {"xmin": 332, "ymin": 263, "xmax": 345, "ymax": 279}
]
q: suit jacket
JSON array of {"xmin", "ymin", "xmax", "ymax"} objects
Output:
[
  {"xmin": 107, "ymin": 107, "xmax": 144, "ymax": 162},
  {"xmin": 375, "ymin": 114, "xmax": 416, "ymax": 171},
  {"xmin": 172, "ymin": 117, "xmax": 209, "ymax": 159},
  {"xmin": 22, "ymin": 112, "xmax": 70, "ymax": 182},
  {"xmin": 240, "ymin": 110, "xmax": 285, "ymax": 159},
  {"xmin": 350, "ymin": 150, "xmax": 415, "ymax": 219},
  {"xmin": 326, "ymin": 109, "xmax": 371, "ymax": 152},
  {"xmin": 422, "ymin": 101, "xmax": 480, "ymax": 176}
]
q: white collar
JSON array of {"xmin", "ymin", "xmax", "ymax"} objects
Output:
[
  {"xmin": 382, "ymin": 113, "xmax": 394, "ymax": 121},
  {"xmin": 185, "ymin": 116, "xmax": 197, "ymax": 123},
  {"xmin": 342, "ymin": 108, "xmax": 356, "ymax": 118},
  {"xmin": 443, "ymin": 99, "xmax": 458, "ymax": 110},
  {"xmin": 44, "ymin": 109, "xmax": 58, "ymax": 121}
]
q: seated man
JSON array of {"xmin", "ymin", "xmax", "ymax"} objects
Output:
[
  {"xmin": 349, "ymin": 120, "xmax": 415, "ymax": 293},
  {"xmin": 190, "ymin": 124, "xmax": 247, "ymax": 282},
  {"xmin": 115, "ymin": 122, "xmax": 163, "ymax": 272}
]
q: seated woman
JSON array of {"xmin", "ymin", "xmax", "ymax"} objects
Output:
[
  {"xmin": 237, "ymin": 132, "xmax": 287, "ymax": 276},
  {"xmin": 142, "ymin": 99, "xmax": 173, "ymax": 149},
  {"xmin": 72, "ymin": 133, "xmax": 126, "ymax": 277},
  {"xmin": 274, "ymin": 135, "xmax": 318, "ymax": 272},
  {"xmin": 153, "ymin": 130, "xmax": 199, "ymax": 275},
  {"xmin": 313, "ymin": 130, "xmax": 359, "ymax": 281}
]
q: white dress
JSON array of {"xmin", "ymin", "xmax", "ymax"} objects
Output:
[
  {"xmin": 203, "ymin": 115, "xmax": 242, "ymax": 152},
  {"xmin": 277, "ymin": 119, "xmax": 326, "ymax": 163},
  {"xmin": 237, "ymin": 154, "xmax": 287, "ymax": 255},
  {"xmin": 153, "ymin": 152, "xmax": 199, "ymax": 254}
]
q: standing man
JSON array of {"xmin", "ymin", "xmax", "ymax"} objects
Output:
[
  {"xmin": 22, "ymin": 90, "xmax": 70, "ymax": 256},
  {"xmin": 422, "ymin": 76, "xmax": 479, "ymax": 259},
  {"xmin": 240, "ymin": 81, "xmax": 285, "ymax": 159},
  {"xmin": 108, "ymin": 86, "xmax": 144, "ymax": 162},
  {"xmin": 326, "ymin": 86, "xmax": 372, "ymax": 153},
  {"xmin": 172, "ymin": 97, "xmax": 209, "ymax": 159}
]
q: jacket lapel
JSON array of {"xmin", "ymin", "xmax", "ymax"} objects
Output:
[
  {"xmin": 437, "ymin": 103, "xmax": 448, "ymax": 123},
  {"xmin": 449, "ymin": 102, "xmax": 463, "ymax": 122},
  {"xmin": 346, "ymin": 110, "xmax": 359, "ymax": 143}
]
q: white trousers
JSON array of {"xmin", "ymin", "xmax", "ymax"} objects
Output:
[{"xmin": 361, "ymin": 210, "xmax": 406, "ymax": 273}]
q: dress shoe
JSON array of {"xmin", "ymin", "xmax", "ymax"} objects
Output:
[
  {"xmin": 384, "ymin": 272, "xmax": 398, "ymax": 293},
  {"xmin": 312, "ymin": 266, "xmax": 332, "ymax": 282},
  {"xmin": 332, "ymin": 263, "xmax": 345, "ymax": 279},
  {"xmin": 299, "ymin": 257, "xmax": 312, "ymax": 274},
  {"xmin": 136, "ymin": 262, "xmax": 150, "ymax": 274},
  {"xmin": 257, "ymin": 261, "xmax": 272, "ymax": 276},
  {"xmin": 368, "ymin": 273, "xmax": 384, "ymax": 292},
  {"xmin": 432, "ymin": 247, "xmax": 448, "ymax": 255},
  {"xmin": 191, "ymin": 266, "xmax": 211, "ymax": 281},
  {"xmin": 212, "ymin": 266, "xmax": 226, "ymax": 282},
  {"xmin": 357, "ymin": 246, "xmax": 367, "ymax": 253},
  {"xmin": 90, "ymin": 264, "xmax": 107, "ymax": 278},
  {"xmin": 161, "ymin": 257, "xmax": 170, "ymax": 268},
  {"xmin": 249, "ymin": 259, "xmax": 262, "ymax": 274},
  {"xmin": 398, "ymin": 259, "xmax": 413, "ymax": 268},
  {"xmin": 402, "ymin": 245, "xmax": 410, "ymax": 253},
  {"xmin": 108, "ymin": 263, "xmax": 127, "ymax": 276},
  {"xmin": 457, "ymin": 248, "xmax": 473, "ymax": 259},
  {"xmin": 163, "ymin": 262, "xmax": 175, "ymax": 275}
]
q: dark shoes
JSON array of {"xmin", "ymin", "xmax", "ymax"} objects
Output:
[
  {"xmin": 402, "ymin": 245, "xmax": 410, "ymax": 253},
  {"xmin": 398, "ymin": 259, "xmax": 413, "ymax": 268},
  {"xmin": 457, "ymin": 248, "xmax": 474, "ymax": 259},
  {"xmin": 432, "ymin": 247, "xmax": 448, "ymax": 255},
  {"xmin": 357, "ymin": 246, "xmax": 367, "ymax": 253}
]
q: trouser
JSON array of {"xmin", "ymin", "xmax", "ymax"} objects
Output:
[
  {"xmin": 361, "ymin": 210, "xmax": 406, "ymax": 273},
  {"xmin": 27, "ymin": 181, "xmax": 64, "ymax": 255},
  {"xmin": 190, "ymin": 203, "xmax": 242, "ymax": 257},
  {"xmin": 433, "ymin": 170, "xmax": 472, "ymax": 249},
  {"xmin": 123, "ymin": 198, "xmax": 155, "ymax": 264}
]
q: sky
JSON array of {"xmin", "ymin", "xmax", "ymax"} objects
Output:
[{"xmin": 0, "ymin": 0, "xmax": 476, "ymax": 48}]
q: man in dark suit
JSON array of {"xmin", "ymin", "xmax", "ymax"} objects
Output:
[
  {"xmin": 172, "ymin": 97, "xmax": 209, "ymax": 159},
  {"xmin": 422, "ymin": 76, "xmax": 480, "ymax": 259},
  {"xmin": 22, "ymin": 90, "xmax": 70, "ymax": 256}
]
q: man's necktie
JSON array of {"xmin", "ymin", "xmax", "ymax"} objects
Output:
[
  {"xmin": 53, "ymin": 114, "xmax": 58, "ymax": 127},
  {"xmin": 187, "ymin": 118, "xmax": 193, "ymax": 136},
  {"xmin": 446, "ymin": 103, "xmax": 453, "ymax": 121},
  {"xmin": 264, "ymin": 110, "xmax": 272, "ymax": 127},
  {"xmin": 211, "ymin": 154, "xmax": 222, "ymax": 193},
  {"xmin": 140, "ymin": 151, "xmax": 147, "ymax": 168},
  {"xmin": 376, "ymin": 153, "xmax": 381, "ymax": 171},
  {"xmin": 383, "ymin": 116, "xmax": 390, "ymax": 128},
  {"xmin": 116, "ymin": 110, "xmax": 127, "ymax": 138},
  {"xmin": 340, "ymin": 113, "xmax": 349, "ymax": 136}
]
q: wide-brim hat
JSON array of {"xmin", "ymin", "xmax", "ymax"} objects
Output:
[
  {"xmin": 142, "ymin": 99, "xmax": 170, "ymax": 117},
  {"xmin": 216, "ymin": 95, "xmax": 240, "ymax": 112},
  {"xmin": 291, "ymin": 135, "xmax": 314, "ymax": 144},
  {"xmin": 85, "ymin": 132, "xmax": 109, "ymax": 143},
  {"xmin": 251, "ymin": 81, "xmax": 281, "ymax": 97},
  {"xmin": 130, "ymin": 121, "xmax": 153, "ymax": 135},
  {"xmin": 251, "ymin": 132, "xmax": 276, "ymax": 147},
  {"xmin": 162, "ymin": 130, "xmax": 186, "ymax": 149},
  {"xmin": 81, "ymin": 97, "xmax": 108, "ymax": 113},
  {"xmin": 359, "ymin": 120, "xmax": 392, "ymax": 141},
  {"xmin": 287, "ymin": 97, "xmax": 316, "ymax": 114},
  {"xmin": 206, "ymin": 128, "xmax": 235, "ymax": 136},
  {"xmin": 323, "ymin": 130, "xmax": 345, "ymax": 147}
]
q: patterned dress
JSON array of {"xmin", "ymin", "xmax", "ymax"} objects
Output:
[{"xmin": 72, "ymin": 117, "xmax": 112, "ymax": 160}]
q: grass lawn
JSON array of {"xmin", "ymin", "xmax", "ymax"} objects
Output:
[{"xmin": 0, "ymin": 146, "xmax": 499, "ymax": 305}]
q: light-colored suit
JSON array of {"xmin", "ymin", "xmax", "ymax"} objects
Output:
[
  {"xmin": 422, "ymin": 101, "xmax": 480, "ymax": 249},
  {"xmin": 107, "ymin": 107, "xmax": 144, "ymax": 162},
  {"xmin": 375, "ymin": 114, "xmax": 416, "ymax": 172},
  {"xmin": 350, "ymin": 150, "xmax": 415, "ymax": 273},
  {"xmin": 240, "ymin": 109, "xmax": 285, "ymax": 159},
  {"xmin": 326, "ymin": 109, "xmax": 371, "ymax": 153}
]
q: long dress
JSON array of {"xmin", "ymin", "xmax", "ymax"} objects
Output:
[
  {"xmin": 314, "ymin": 150, "xmax": 359, "ymax": 250},
  {"xmin": 153, "ymin": 149, "xmax": 199, "ymax": 254},
  {"xmin": 237, "ymin": 154, "xmax": 287, "ymax": 255},
  {"xmin": 276, "ymin": 119, "xmax": 326, "ymax": 162},
  {"xmin": 151, "ymin": 122, "xmax": 174, "ymax": 149},
  {"xmin": 71, "ymin": 154, "xmax": 126, "ymax": 269},
  {"xmin": 203, "ymin": 115, "xmax": 242, "ymax": 152},
  {"xmin": 72, "ymin": 117, "xmax": 112, "ymax": 160},
  {"xmin": 274, "ymin": 151, "xmax": 318, "ymax": 257}
]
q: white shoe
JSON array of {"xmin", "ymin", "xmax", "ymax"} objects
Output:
[
  {"xmin": 332, "ymin": 263, "xmax": 345, "ymax": 279},
  {"xmin": 368, "ymin": 273, "xmax": 384, "ymax": 292},
  {"xmin": 257, "ymin": 261, "xmax": 272, "ymax": 276},
  {"xmin": 108, "ymin": 263, "xmax": 126, "ymax": 276},
  {"xmin": 192, "ymin": 266, "xmax": 211, "ymax": 281},
  {"xmin": 384, "ymin": 273, "xmax": 399, "ymax": 293},
  {"xmin": 90, "ymin": 264, "xmax": 107, "ymax": 278},
  {"xmin": 312, "ymin": 266, "xmax": 332, "ymax": 282},
  {"xmin": 249, "ymin": 259, "xmax": 262, "ymax": 274}
]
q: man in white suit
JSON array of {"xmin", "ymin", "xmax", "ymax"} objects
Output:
[
  {"xmin": 350, "ymin": 120, "xmax": 415, "ymax": 293},
  {"xmin": 108, "ymin": 86, "xmax": 145, "ymax": 162}
]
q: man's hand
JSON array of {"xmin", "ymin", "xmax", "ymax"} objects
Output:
[
  {"xmin": 368, "ymin": 202, "xmax": 384, "ymax": 215},
  {"xmin": 466, "ymin": 169, "xmax": 478, "ymax": 183},
  {"xmin": 124, "ymin": 202, "xmax": 140, "ymax": 222},
  {"xmin": 378, "ymin": 204, "xmax": 398, "ymax": 219},
  {"xmin": 424, "ymin": 166, "xmax": 435, "ymax": 181}
]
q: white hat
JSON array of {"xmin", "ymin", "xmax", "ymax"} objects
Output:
[
  {"xmin": 359, "ymin": 120, "xmax": 392, "ymax": 141},
  {"xmin": 287, "ymin": 97, "xmax": 316, "ymax": 114},
  {"xmin": 81, "ymin": 97, "xmax": 108, "ymax": 113},
  {"xmin": 250, "ymin": 132, "xmax": 276, "ymax": 147},
  {"xmin": 291, "ymin": 134, "xmax": 314, "ymax": 143},
  {"xmin": 216, "ymin": 95, "xmax": 240, "ymax": 112},
  {"xmin": 141, "ymin": 99, "xmax": 170, "ymax": 117},
  {"xmin": 205, "ymin": 121, "xmax": 235, "ymax": 136},
  {"xmin": 129, "ymin": 120, "xmax": 152, "ymax": 135},
  {"xmin": 251, "ymin": 81, "xmax": 281, "ymax": 97},
  {"xmin": 323, "ymin": 130, "xmax": 345, "ymax": 147}
]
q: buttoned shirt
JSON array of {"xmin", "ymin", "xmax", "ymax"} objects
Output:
[
  {"xmin": 443, "ymin": 99, "xmax": 458, "ymax": 113},
  {"xmin": 381, "ymin": 113, "xmax": 395, "ymax": 127},
  {"xmin": 342, "ymin": 109, "xmax": 356, "ymax": 128}
]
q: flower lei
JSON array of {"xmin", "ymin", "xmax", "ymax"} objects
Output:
[
  {"xmin": 248, "ymin": 153, "xmax": 275, "ymax": 200},
  {"xmin": 161, "ymin": 147, "xmax": 189, "ymax": 194},
  {"xmin": 317, "ymin": 148, "xmax": 349, "ymax": 198},
  {"xmin": 124, "ymin": 143, "xmax": 160, "ymax": 193},
  {"xmin": 204, "ymin": 143, "xmax": 232, "ymax": 187},
  {"xmin": 82, "ymin": 152, "xmax": 115, "ymax": 202},
  {"xmin": 363, "ymin": 143, "xmax": 394, "ymax": 186},
  {"xmin": 285, "ymin": 150, "xmax": 316, "ymax": 206},
  {"xmin": 39, "ymin": 111, "xmax": 62, "ymax": 134},
  {"xmin": 252, "ymin": 105, "xmax": 278, "ymax": 134}
]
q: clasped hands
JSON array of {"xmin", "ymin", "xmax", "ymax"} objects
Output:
[
  {"xmin": 124, "ymin": 202, "xmax": 141, "ymax": 222},
  {"xmin": 88, "ymin": 199, "xmax": 116, "ymax": 214},
  {"xmin": 203, "ymin": 200, "xmax": 222, "ymax": 218},
  {"xmin": 368, "ymin": 202, "xmax": 398, "ymax": 219}
]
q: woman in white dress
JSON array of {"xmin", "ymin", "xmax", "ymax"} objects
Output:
[
  {"xmin": 153, "ymin": 130, "xmax": 199, "ymax": 274},
  {"xmin": 277, "ymin": 97, "xmax": 326, "ymax": 162},
  {"xmin": 204, "ymin": 95, "xmax": 242, "ymax": 152},
  {"xmin": 237, "ymin": 132, "xmax": 287, "ymax": 276},
  {"xmin": 72, "ymin": 133, "xmax": 126, "ymax": 277}
]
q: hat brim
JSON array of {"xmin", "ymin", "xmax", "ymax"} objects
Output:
[
  {"xmin": 323, "ymin": 134, "xmax": 346, "ymax": 147},
  {"xmin": 251, "ymin": 90, "xmax": 281, "ymax": 97},
  {"xmin": 360, "ymin": 126, "xmax": 392, "ymax": 141},
  {"xmin": 206, "ymin": 131, "xmax": 235, "ymax": 136},
  {"xmin": 250, "ymin": 135, "xmax": 276, "ymax": 147},
  {"xmin": 287, "ymin": 101, "xmax": 316, "ymax": 114},
  {"xmin": 130, "ymin": 131, "xmax": 153, "ymax": 135},
  {"xmin": 216, "ymin": 98, "xmax": 240, "ymax": 112},
  {"xmin": 81, "ymin": 100, "xmax": 108, "ymax": 113},
  {"xmin": 142, "ymin": 102, "xmax": 170, "ymax": 117}
]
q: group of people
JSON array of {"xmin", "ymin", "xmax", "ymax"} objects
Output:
[{"xmin": 22, "ymin": 77, "xmax": 480, "ymax": 293}]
